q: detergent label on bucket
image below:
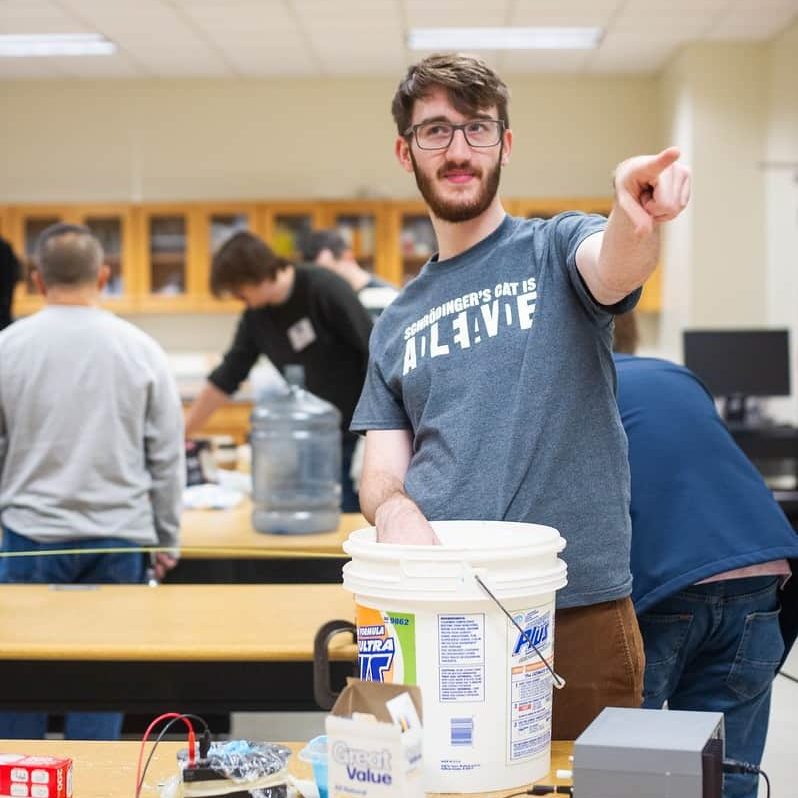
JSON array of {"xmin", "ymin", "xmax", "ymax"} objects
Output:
[
  {"xmin": 507, "ymin": 607, "xmax": 555, "ymax": 763},
  {"xmin": 437, "ymin": 614, "xmax": 486, "ymax": 703},
  {"xmin": 356, "ymin": 605, "xmax": 417, "ymax": 685}
]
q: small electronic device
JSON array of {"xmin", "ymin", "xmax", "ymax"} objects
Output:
[
  {"xmin": 573, "ymin": 707, "xmax": 725, "ymax": 798},
  {"xmin": 177, "ymin": 742, "xmax": 290, "ymax": 798}
]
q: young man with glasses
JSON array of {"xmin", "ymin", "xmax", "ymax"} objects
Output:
[{"xmin": 351, "ymin": 53, "xmax": 691, "ymax": 739}]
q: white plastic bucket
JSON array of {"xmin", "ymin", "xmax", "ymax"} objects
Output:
[{"xmin": 342, "ymin": 520, "xmax": 567, "ymax": 795}]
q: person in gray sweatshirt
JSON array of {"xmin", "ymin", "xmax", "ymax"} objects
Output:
[{"xmin": 0, "ymin": 223, "xmax": 184, "ymax": 740}]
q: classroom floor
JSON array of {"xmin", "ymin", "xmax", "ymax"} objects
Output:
[
  {"xmin": 759, "ymin": 645, "xmax": 798, "ymax": 797},
  {"xmin": 229, "ymin": 645, "xmax": 798, "ymax": 797}
]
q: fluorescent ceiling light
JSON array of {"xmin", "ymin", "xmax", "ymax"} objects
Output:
[
  {"xmin": 407, "ymin": 27, "xmax": 602, "ymax": 51},
  {"xmin": 0, "ymin": 34, "xmax": 116, "ymax": 57}
]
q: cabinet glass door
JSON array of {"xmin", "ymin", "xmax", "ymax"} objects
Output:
[
  {"xmin": 210, "ymin": 213, "xmax": 249, "ymax": 255},
  {"xmin": 24, "ymin": 216, "xmax": 62, "ymax": 292},
  {"xmin": 400, "ymin": 214, "xmax": 437, "ymax": 282},
  {"xmin": 85, "ymin": 216, "xmax": 124, "ymax": 296},
  {"xmin": 331, "ymin": 214, "xmax": 377, "ymax": 273},
  {"xmin": 149, "ymin": 215, "xmax": 186, "ymax": 295},
  {"xmin": 271, "ymin": 213, "xmax": 313, "ymax": 261}
]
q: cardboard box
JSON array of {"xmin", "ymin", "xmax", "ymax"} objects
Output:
[
  {"xmin": 0, "ymin": 755, "xmax": 72, "ymax": 798},
  {"xmin": 326, "ymin": 679, "xmax": 423, "ymax": 798}
]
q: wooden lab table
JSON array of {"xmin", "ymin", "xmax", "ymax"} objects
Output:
[
  {"xmin": 167, "ymin": 503, "xmax": 368, "ymax": 584},
  {"xmin": 0, "ymin": 583, "xmax": 356, "ymax": 716},
  {"xmin": 0, "ymin": 739, "xmax": 575, "ymax": 798}
]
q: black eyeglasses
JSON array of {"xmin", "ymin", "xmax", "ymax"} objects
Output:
[{"xmin": 405, "ymin": 119, "xmax": 505, "ymax": 150}]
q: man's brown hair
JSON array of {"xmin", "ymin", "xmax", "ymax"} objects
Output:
[
  {"xmin": 613, "ymin": 311, "xmax": 639, "ymax": 355},
  {"xmin": 210, "ymin": 231, "xmax": 289, "ymax": 297},
  {"xmin": 34, "ymin": 223, "xmax": 103, "ymax": 287},
  {"xmin": 391, "ymin": 53, "xmax": 510, "ymax": 135}
]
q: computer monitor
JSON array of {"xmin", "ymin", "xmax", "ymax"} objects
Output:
[{"xmin": 683, "ymin": 329, "xmax": 791, "ymax": 425}]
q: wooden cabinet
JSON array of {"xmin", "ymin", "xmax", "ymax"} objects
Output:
[
  {"xmin": 320, "ymin": 201, "xmax": 389, "ymax": 278},
  {"xmin": 194, "ymin": 202, "xmax": 259, "ymax": 314},
  {"xmin": 135, "ymin": 204, "xmax": 201, "ymax": 312},
  {"xmin": 636, "ymin": 265, "xmax": 662, "ymax": 313},
  {"xmin": 8, "ymin": 206, "xmax": 67, "ymax": 315},
  {"xmin": 183, "ymin": 400, "xmax": 252, "ymax": 444},
  {"xmin": 386, "ymin": 200, "xmax": 436, "ymax": 285},
  {"xmin": 9, "ymin": 205, "xmax": 137, "ymax": 315},
  {"xmin": 81, "ymin": 206, "xmax": 137, "ymax": 314},
  {"xmin": 3, "ymin": 196, "xmax": 663, "ymax": 315},
  {"xmin": 261, "ymin": 202, "xmax": 324, "ymax": 263}
]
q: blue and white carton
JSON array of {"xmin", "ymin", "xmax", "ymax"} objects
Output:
[{"xmin": 326, "ymin": 679, "xmax": 423, "ymax": 798}]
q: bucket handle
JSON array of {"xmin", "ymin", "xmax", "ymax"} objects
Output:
[
  {"xmin": 313, "ymin": 619, "xmax": 357, "ymax": 710},
  {"xmin": 471, "ymin": 569, "xmax": 566, "ymax": 690}
]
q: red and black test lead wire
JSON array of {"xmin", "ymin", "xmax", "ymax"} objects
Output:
[{"xmin": 135, "ymin": 712, "xmax": 211, "ymax": 798}]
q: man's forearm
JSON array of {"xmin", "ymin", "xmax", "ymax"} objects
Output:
[
  {"xmin": 359, "ymin": 468, "xmax": 439, "ymax": 544},
  {"xmin": 184, "ymin": 382, "xmax": 230, "ymax": 438},
  {"xmin": 359, "ymin": 469, "xmax": 411, "ymax": 525},
  {"xmin": 594, "ymin": 205, "xmax": 661, "ymax": 302}
]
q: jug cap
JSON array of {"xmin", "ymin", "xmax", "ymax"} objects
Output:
[{"xmin": 284, "ymin": 364, "xmax": 305, "ymax": 388}]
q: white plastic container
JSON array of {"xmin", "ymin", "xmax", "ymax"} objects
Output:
[{"xmin": 342, "ymin": 521, "xmax": 567, "ymax": 795}]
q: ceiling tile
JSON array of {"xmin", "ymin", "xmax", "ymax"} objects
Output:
[
  {"xmin": 184, "ymin": 1, "xmax": 298, "ymax": 32},
  {"xmin": 293, "ymin": 0, "xmax": 402, "ymax": 24},
  {"xmin": 707, "ymin": 3, "xmax": 798, "ymax": 39},
  {"xmin": 0, "ymin": 0, "xmax": 89, "ymax": 34},
  {"xmin": 0, "ymin": 0, "xmax": 795, "ymax": 78},
  {"xmin": 403, "ymin": 0, "xmax": 508, "ymax": 27},
  {"xmin": 226, "ymin": 48, "xmax": 319, "ymax": 76},
  {"xmin": 509, "ymin": 0, "xmax": 619, "ymax": 27}
]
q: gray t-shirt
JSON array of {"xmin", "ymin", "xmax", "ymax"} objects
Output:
[{"xmin": 351, "ymin": 213, "xmax": 639, "ymax": 609}]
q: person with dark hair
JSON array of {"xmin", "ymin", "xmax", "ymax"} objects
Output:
[
  {"xmin": 300, "ymin": 229, "xmax": 398, "ymax": 319},
  {"xmin": 0, "ymin": 223, "xmax": 184, "ymax": 740},
  {"xmin": 611, "ymin": 307, "xmax": 639, "ymax": 356},
  {"xmin": 613, "ymin": 311, "xmax": 798, "ymax": 798},
  {"xmin": 185, "ymin": 230, "xmax": 373, "ymax": 511},
  {"xmin": 351, "ymin": 52, "xmax": 692, "ymax": 738},
  {"xmin": 0, "ymin": 235, "xmax": 20, "ymax": 330}
]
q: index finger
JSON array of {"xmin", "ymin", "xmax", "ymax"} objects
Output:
[{"xmin": 643, "ymin": 146, "xmax": 681, "ymax": 179}]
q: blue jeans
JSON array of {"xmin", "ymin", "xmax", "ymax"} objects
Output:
[
  {"xmin": 0, "ymin": 528, "xmax": 146, "ymax": 740},
  {"xmin": 639, "ymin": 576, "xmax": 784, "ymax": 798}
]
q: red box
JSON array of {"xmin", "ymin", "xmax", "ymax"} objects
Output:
[{"xmin": 0, "ymin": 754, "xmax": 73, "ymax": 798}]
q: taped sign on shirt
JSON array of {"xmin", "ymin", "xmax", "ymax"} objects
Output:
[{"xmin": 287, "ymin": 317, "xmax": 317, "ymax": 352}]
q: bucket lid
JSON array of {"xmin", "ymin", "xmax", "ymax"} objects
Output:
[
  {"xmin": 343, "ymin": 520, "xmax": 567, "ymax": 601},
  {"xmin": 344, "ymin": 520, "xmax": 564, "ymax": 559}
]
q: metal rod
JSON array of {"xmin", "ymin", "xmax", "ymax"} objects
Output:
[{"xmin": 473, "ymin": 572, "xmax": 566, "ymax": 690}]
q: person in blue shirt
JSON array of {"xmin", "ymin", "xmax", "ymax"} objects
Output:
[{"xmin": 613, "ymin": 311, "xmax": 798, "ymax": 798}]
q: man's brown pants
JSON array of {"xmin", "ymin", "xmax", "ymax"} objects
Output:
[{"xmin": 552, "ymin": 596, "xmax": 645, "ymax": 740}]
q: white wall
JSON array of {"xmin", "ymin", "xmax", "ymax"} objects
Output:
[
  {"xmin": 658, "ymin": 48, "xmax": 695, "ymax": 360},
  {"xmin": 765, "ymin": 18, "xmax": 798, "ymax": 422},
  {"xmin": 123, "ymin": 312, "xmax": 238, "ymax": 353},
  {"xmin": 657, "ymin": 43, "xmax": 769, "ymax": 358},
  {"xmin": 0, "ymin": 75, "xmax": 659, "ymax": 202}
]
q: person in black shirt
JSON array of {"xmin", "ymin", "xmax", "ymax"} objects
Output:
[
  {"xmin": 185, "ymin": 231, "xmax": 373, "ymax": 512},
  {"xmin": 0, "ymin": 236, "xmax": 21, "ymax": 331}
]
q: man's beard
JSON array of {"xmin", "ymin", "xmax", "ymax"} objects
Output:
[{"xmin": 410, "ymin": 150, "xmax": 502, "ymax": 223}]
